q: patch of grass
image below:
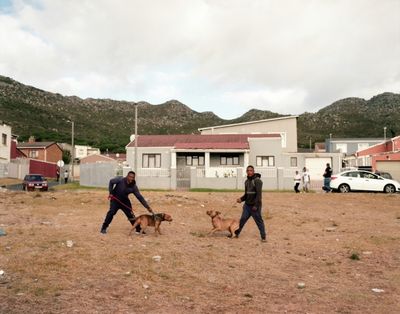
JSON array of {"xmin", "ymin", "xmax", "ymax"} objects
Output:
[
  {"xmin": 190, "ymin": 188, "xmax": 242, "ymax": 192},
  {"xmin": 350, "ymin": 252, "xmax": 360, "ymax": 260},
  {"xmin": 52, "ymin": 182, "xmax": 106, "ymax": 191}
]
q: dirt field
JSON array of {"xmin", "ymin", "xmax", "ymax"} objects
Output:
[{"xmin": 0, "ymin": 188, "xmax": 399, "ymax": 313}]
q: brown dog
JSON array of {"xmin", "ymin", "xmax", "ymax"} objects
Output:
[
  {"xmin": 206, "ymin": 210, "xmax": 239, "ymax": 237},
  {"xmin": 129, "ymin": 213, "xmax": 173, "ymax": 236}
]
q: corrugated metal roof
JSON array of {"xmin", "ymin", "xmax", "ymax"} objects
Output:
[
  {"xmin": 126, "ymin": 134, "xmax": 280, "ymax": 149},
  {"xmin": 17, "ymin": 142, "xmax": 57, "ymax": 148}
]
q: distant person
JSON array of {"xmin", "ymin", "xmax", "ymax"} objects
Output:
[
  {"xmin": 294, "ymin": 170, "xmax": 301, "ymax": 193},
  {"xmin": 100, "ymin": 171, "xmax": 154, "ymax": 234},
  {"xmin": 234, "ymin": 165, "xmax": 267, "ymax": 242},
  {"xmin": 323, "ymin": 163, "xmax": 333, "ymax": 192},
  {"xmin": 302, "ymin": 167, "xmax": 310, "ymax": 192},
  {"xmin": 64, "ymin": 170, "xmax": 69, "ymax": 184}
]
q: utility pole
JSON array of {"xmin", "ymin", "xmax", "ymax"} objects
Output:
[
  {"xmin": 309, "ymin": 137, "xmax": 312, "ymax": 152},
  {"xmin": 384, "ymin": 126, "xmax": 387, "ymax": 142},
  {"xmin": 134, "ymin": 105, "xmax": 138, "ymax": 174},
  {"xmin": 71, "ymin": 121, "xmax": 75, "ymax": 181}
]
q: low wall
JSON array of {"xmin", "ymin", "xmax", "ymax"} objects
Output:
[{"xmin": 80, "ymin": 163, "xmax": 118, "ymax": 187}]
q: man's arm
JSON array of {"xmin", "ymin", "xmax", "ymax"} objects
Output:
[
  {"xmin": 237, "ymin": 183, "xmax": 247, "ymax": 203},
  {"xmin": 108, "ymin": 177, "xmax": 121, "ymax": 194},
  {"xmin": 254, "ymin": 178, "xmax": 263, "ymax": 208},
  {"xmin": 132, "ymin": 185, "xmax": 152, "ymax": 212}
]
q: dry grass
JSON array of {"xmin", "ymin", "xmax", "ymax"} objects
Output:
[{"xmin": 0, "ymin": 189, "xmax": 399, "ymax": 313}]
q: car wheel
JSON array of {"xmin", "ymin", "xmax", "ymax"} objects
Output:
[
  {"xmin": 339, "ymin": 184, "xmax": 350, "ymax": 193},
  {"xmin": 384, "ymin": 184, "xmax": 395, "ymax": 194}
]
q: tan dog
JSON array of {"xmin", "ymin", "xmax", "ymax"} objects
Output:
[
  {"xmin": 129, "ymin": 213, "xmax": 173, "ymax": 236},
  {"xmin": 206, "ymin": 210, "xmax": 239, "ymax": 237}
]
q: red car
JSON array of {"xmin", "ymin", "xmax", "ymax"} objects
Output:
[{"xmin": 22, "ymin": 174, "xmax": 48, "ymax": 191}]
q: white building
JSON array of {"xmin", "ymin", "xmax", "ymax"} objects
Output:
[
  {"xmin": 0, "ymin": 123, "xmax": 12, "ymax": 163},
  {"xmin": 74, "ymin": 145, "xmax": 101, "ymax": 159}
]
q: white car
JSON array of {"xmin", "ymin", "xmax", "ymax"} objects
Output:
[{"xmin": 330, "ymin": 170, "xmax": 400, "ymax": 193}]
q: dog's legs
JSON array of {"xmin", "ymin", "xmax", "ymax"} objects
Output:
[
  {"xmin": 207, "ymin": 228, "xmax": 219, "ymax": 236},
  {"xmin": 155, "ymin": 221, "xmax": 162, "ymax": 235},
  {"xmin": 140, "ymin": 220, "xmax": 148, "ymax": 234},
  {"xmin": 129, "ymin": 220, "xmax": 140, "ymax": 237}
]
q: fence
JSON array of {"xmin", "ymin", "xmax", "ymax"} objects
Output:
[
  {"xmin": 80, "ymin": 162, "xmax": 119, "ymax": 188},
  {"xmin": 0, "ymin": 162, "xmax": 8, "ymax": 178}
]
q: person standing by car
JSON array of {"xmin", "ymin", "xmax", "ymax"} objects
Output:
[
  {"xmin": 323, "ymin": 163, "xmax": 333, "ymax": 192},
  {"xmin": 234, "ymin": 165, "xmax": 267, "ymax": 242},
  {"xmin": 100, "ymin": 171, "xmax": 154, "ymax": 234},
  {"xmin": 294, "ymin": 170, "xmax": 301, "ymax": 193},
  {"xmin": 302, "ymin": 167, "xmax": 311, "ymax": 192}
]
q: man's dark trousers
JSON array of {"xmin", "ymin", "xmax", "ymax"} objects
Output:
[
  {"xmin": 236, "ymin": 204, "xmax": 266, "ymax": 239},
  {"xmin": 102, "ymin": 199, "xmax": 138, "ymax": 231}
]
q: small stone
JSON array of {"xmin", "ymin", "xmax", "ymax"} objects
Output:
[
  {"xmin": 141, "ymin": 244, "xmax": 146, "ymax": 247},
  {"xmin": 297, "ymin": 282, "xmax": 306, "ymax": 289},
  {"xmin": 66, "ymin": 240, "xmax": 74, "ymax": 248},
  {"xmin": 16, "ymin": 292, "xmax": 25, "ymax": 296},
  {"xmin": 325, "ymin": 227, "xmax": 336, "ymax": 232},
  {"xmin": 125, "ymin": 271, "xmax": 131, "ymax": 275},
  {"xmin": 143, "ymin": 284, "xmax": 149, "ymax": 289},
  {"xmin": 200, "ymin": 204, "xmax": 205, "ymax": 207},
  {"xmin": 362, "ymin": 251, "xmax": 373, "ymax": 255},
  {"xmin": 371, "ymin": 288, "xmax": 384, "ymax": 293},
  {"xmin": 0, "ymin": 270, "xmax": 5, "ymax": 276},
  {"xmin": 41, "ymin": 221, "xmax": 52, "ymax": 225}
]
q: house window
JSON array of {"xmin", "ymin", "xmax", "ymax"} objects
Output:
[
  {"xmin": 256, "ymin": 156, "xmax": 275, "ymax": 167},
  {"xmin": 220, "ymin": 155, "xmax": 240, "ymax": 166},
  {"xmin": 29, "ymin": 150, "xmax": 39, "ymax": 158},
  {"xmin": 186, "ymin": 155, "xmax": 205, "ymax": 166},
  {"xmin": 142, "ymin": 154, "xmax": 161, "ymax": 168},
  {"xmin": 1, "ymin": 133, "xmax": 6, "ymax": 145},
  {"xmin": 290, "ymin": 157, "xmax": 297, "ymax": 167}
]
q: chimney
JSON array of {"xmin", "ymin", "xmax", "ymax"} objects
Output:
[{"xmin": 28, "ymin": 136, "xmax": 35, "ymax": 143}]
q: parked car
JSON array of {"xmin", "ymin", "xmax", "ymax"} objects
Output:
[
  {"xmin": 22, "ymin": 174, "xmax": 48, "ymax": 191},
  {"xmin": 330, "ymin": 170, "xmax": 400, "ymax": 193},
  {"xmin": 374, "ymin": 171, "xmax": 393, "ymax": 180}
]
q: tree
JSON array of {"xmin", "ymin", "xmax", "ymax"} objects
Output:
[{"xmin": 62, "ymin": 150, "xmax": 71, "ymax": 164}]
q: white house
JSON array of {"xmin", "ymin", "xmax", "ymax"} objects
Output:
[{"xmin": 0, "ymin": 123, "xmax": 11, "ymax": 163}]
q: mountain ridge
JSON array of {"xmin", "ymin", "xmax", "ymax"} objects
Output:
[{"xmin": 1, "ymin": 75, "xmax": 399, "ymax": 152}]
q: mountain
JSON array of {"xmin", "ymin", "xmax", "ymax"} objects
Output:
[{"xmin": 1, "ymin": 75, "xmax": 399, "ymax": 151}]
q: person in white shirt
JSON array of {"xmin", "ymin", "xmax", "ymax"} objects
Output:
[
  {"xmin": 294, "ymin": 170, "xmax": 301, "ymax": 193},
  {"xmin": 302, "ymin": 167, "xmax": 311, "ymax": 192}
]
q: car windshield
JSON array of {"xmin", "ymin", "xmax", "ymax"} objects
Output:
[{"xmin": 26, "ymin": 175, "xmax": 45, "ymax": 181}]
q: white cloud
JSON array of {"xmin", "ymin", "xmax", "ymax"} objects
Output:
[{"xmin": 0, "ymin": 0, "xmax": 399, "ymax": 119}]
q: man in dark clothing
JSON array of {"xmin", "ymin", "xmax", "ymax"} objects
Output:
[
  {"xmin": 100, "ymin": 171, "xmax": 153, "ymax": 234},
  {"xmin": 323, "ymin": 163, "xmax": 333, "ymax": 192},
  {"xmin": 235, "ymin": 165, "xmax": 267, "ymax": 242}
]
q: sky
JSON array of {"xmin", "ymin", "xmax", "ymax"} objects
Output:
[{"xmin": 0, "ymin": 0, "xmax": 399, "ymax": 119}]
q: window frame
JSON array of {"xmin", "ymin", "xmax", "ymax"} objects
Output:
[
  {"xmin": 256, "ymin": 155, "xmax": 275, "ymax": 167},
  {"xmin": 142, "ymin": 153, "xmax": 161, "ymax": 168}
]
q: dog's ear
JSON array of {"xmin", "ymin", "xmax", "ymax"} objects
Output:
[{"xmin": 216, "ymin": 211, "xmax": 221, "ymax": 215}]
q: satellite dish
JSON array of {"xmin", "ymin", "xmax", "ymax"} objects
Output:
[{"xmin": 129, "ymin": 134, "xmax": 135, "ymax": 142}]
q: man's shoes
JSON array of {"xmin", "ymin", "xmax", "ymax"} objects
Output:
[
  {"xmin": 261, "ymin": 238, "xmax": 267, "ymax": 243},
  {"xmin": 100, "ymin": 229, "xmax": 107, "ymax": 234}
]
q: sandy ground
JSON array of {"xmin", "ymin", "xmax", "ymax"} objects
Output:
[{"xmin": 0, "ymin": 188, "xmax": 399, "ymax": 314}]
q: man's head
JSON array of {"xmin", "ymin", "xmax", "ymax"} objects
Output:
[
  {"xmin": 326, "ymin": 163, "xmax": 330, "ymax": 167},
  {"xmin": 246, "ymin": 165, "xmax": 255, "ymax": 177},
  {"xmin": 126, "ymin": 171, "xmax": 136, "ymax": 184}
]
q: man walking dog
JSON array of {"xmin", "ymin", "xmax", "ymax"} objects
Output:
[
  {"xmin": 235, "ymin": 165, "xmax": 267, "ymax": 242},
  {"xmin": 100, "ymin": 171, "xmax": 153, "ymax": 234}
]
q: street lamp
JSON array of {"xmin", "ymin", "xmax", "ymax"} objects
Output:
[
  {"xmin": 384, "ymin": 126, "xmax": 387, "ymax": 142},
  {"xmin": 329, "ymin": 133, "xmax": 332, "ymax": 152},
  {"xmin": 134, "ymin": 105, "xmax": 138, "ymax": 174},
  {"xmin": 66, "ymin": 120, "xmax": 75, "ymax": 182}
]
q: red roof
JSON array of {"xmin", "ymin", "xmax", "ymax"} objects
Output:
[{"xmin": 126, "ymin": 134, "xmax": 280, "ymax": 149}]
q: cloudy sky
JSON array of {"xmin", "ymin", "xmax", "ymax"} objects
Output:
[{"xmin": 0, "ymin": 0, "xmax": 399, "ymax": 119}]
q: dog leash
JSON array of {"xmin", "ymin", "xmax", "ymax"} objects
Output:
[{"xmin": 108, "ymin": 195, "xmax": 135, "ymax": 215}]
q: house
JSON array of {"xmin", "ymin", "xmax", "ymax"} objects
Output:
[
  {"xmin": 347, "ymin": 135, "xmax": 400, "ymax": 181},
  {"xmin": 0, "ymin": 123, "xmax": 12, "ymax": 163},
  {"xmin": 74, "ymin": 145, "xmax": 101, "ymax": 159},
  {"xmin": 325, "ymin": 138, "xmax": 384, "ymax": 155},
  {"xmin": 80, "ymin": 154, "xmax": 119, "ymax": 164},
  {"xmin": 199, "ymin": 116, "xmax": 298, "ymax": 152},
  {"xmin": 17, "ymin": 136, "xmax": 63, "ymax": 163}
]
